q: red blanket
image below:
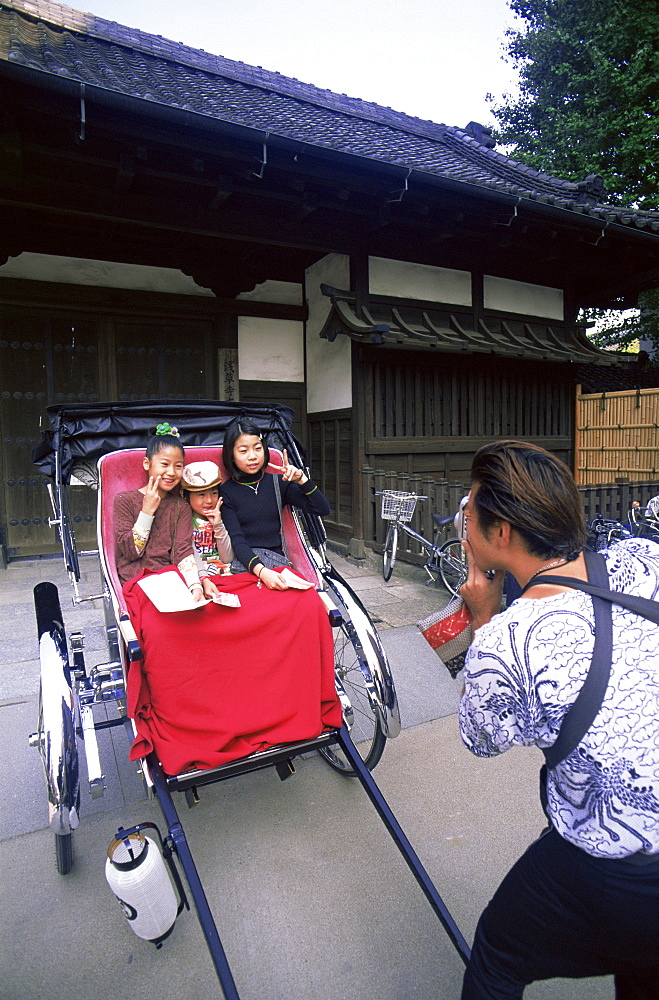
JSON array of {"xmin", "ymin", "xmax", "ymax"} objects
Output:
[{"xmin": 123, "ymin": 569, "xmax": 343, "ymax": 775}]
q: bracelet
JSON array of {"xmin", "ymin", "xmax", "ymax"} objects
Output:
[
  {"xmin": 255, "ymin": 565, "xmax": 264, "ymax": 579},
  {"xmin": 188, "ymin": 582, "xmax": 202, "ymax": 590}
]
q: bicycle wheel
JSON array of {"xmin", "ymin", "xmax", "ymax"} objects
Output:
[
  {"xmin": 382, "ymin": 523, "xmax": 398, "ymax": 581},
  {"xmin": 319, "ymin": 619, "xmax": 386, "ymax": 775},
  {"xmin": 438, "ymin": 537, "xmax": 467, "ymax": 598}
]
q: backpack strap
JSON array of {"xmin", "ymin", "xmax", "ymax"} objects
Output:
[
  {"xmin": 542, "ymin": 548, "xmax": 613, "ymax": 770},
  {"xmin": 523, "ymin": 548, "xmax": 659, "ymax": 817}
]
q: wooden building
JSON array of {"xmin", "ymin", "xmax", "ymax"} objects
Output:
[{"xmin": 1, "ymin": 0, "xmax": 659, "ymax": 560}]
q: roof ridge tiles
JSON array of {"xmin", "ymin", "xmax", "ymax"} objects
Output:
[{"xmin": 441, "ymin": 126, "xmax": 579, "ymax": 196}]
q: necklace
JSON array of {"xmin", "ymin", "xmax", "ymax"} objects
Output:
[
  {"xmin": 234, "ymin": 473, "xmax": 264, "ymax": 495},
  {"xmin": 527, "ymin": 557, "xmax": 569, "ymax": 586}
]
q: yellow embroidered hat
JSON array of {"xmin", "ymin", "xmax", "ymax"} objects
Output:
[{"xmin": 181, "ymin": 461, "xmax": 222, "ymax": 491}]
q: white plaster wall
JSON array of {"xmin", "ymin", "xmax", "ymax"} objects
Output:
[
  {"xmin": 237, "ymin": 280, "xmax": 302, "ymax": 305},
  {"xmin": 0, "ymin": 252, "xmax": 214, "ymax": 295},
  {"xmin": 484, "ymin": 275, "xmax": 564, "ymax": 320},
  {"xmin": 368, "ymin": 256, "xmax": 472, "ymax": 306},
  {"xmin": 305, "ymin": 254, "xmax": 352, "ymax": 413},
  {"xmin": 238, "ymin": 317, "xmax": 304, "ymax": 382}
]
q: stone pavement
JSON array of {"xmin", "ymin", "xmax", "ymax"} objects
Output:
[
  {"xmin": 0, "ymin": 550, "xmax": 613, "ymax": 1000},
  {"xmin": 327, "ymin": 544, "xmax": 450, "ymax": 629}
]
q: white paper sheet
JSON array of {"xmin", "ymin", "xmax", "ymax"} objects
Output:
[
  {"xmin": 137, "ymin": 571, "xmax": 209, "ymax": 612},
  {"xmin": 279, "ymin": 567, "xmax": 314, "ymax": 590},
  {"xmin": 137, "ymin": 571, "xmax": 241, "ymax": 612}
]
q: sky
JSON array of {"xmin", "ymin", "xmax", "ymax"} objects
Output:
[{"xmin": 72, "ymin": 0, "xmax": 523, "ymax": 130}]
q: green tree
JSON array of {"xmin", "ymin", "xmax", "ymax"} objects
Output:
[
  {"xmin": 490, "ymin": 0, "xmax": 659, "ymax": 359},
  {"xmin": 491, "ymin": 0, "xmax": 659, "ymax": 207}
]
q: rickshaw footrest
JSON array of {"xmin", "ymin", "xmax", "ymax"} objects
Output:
[{"xmin": 275, "ymin": 759, "xmax": 296, "ymax": 781}]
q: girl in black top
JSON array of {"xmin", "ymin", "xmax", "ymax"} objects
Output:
[{"xmin": 220, "ymin": 418, "xmax": 330, "ymax": 591}]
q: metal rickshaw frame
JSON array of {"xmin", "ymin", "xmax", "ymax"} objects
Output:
[{"xmin": 29, "ymin": 399, "xmax": 469, "ymax": 997}]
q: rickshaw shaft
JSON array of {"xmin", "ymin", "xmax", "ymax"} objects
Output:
[
  {"xmin": 148, "ymin": 755, "xmax": 241, "ymax": 1000},
  {"xmin": 336, "ymin": 725, "xmax": 472, "ymax": 966}
]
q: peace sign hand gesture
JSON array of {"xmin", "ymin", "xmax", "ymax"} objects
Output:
[
  {"xmin": 205, "ymin": 496, "xmax": 224, "ymax": 529},
  {"xmin": 142, "ymin": 476, "xmax": 162, "ymax": 516},
  {"xmin": 270, "ymin": 449, "xmax": 308, "ymax": 485}
]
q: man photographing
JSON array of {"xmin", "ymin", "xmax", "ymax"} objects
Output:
[{"xmin": 458, "ymin": 440, "xmax": 659, "ymax": 999}]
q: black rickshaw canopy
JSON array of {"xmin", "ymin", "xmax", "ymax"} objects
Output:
[
  {"xmin": 32, "ymin": 399, "xmax": 307, "ymax": 580},
  {"xmin": 33, "ymin": 400, "xmax": 299, "ymax": 485}
]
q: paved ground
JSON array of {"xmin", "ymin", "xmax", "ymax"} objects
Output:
[
  {"xmin": 0, "ymin": 548, "xmax": 614, "ymax": 1000},
  {"xmin": 328, "ymin": 546, "xmax": 450, "ymax": 630}
]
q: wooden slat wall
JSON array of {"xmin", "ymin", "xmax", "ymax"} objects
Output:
[
  {"xmin": 307, "ymin": 409, "xmax": 353, "ymax": 543},
  {"xmin": 365, "ymin": 355, "xmax": 573, "ymax": 438},
  {"xmin": 579, "ymin": 480, "xmax": 659, "ymax": 523},
  {"xmin": 307, "ymin": 354, "xmax": 575, "ymax": 545},
  {"xmin": 575, "ymin": 386, "xmax": 659, "ymax": 484},
  {"xmin": 363, "ymin": 352, "xmax": 574, "ymax": 481},
  {"xmin": 362, "ymin": 468, "xmax": 659, "ymax": 565}
]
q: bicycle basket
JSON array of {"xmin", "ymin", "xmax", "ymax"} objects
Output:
[{"xmin": 380, "ymin": 491, "xmax": 418, "ymax": 523}]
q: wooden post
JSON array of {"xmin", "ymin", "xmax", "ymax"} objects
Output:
[
  {"xmin": 349, "ymin": 342, "xmax": 366, "ymax": 558},
  {"xmin": 448, "ymin": 482, "xmax": 468, "ymax": 521},
  {"xmin": 373, "ymin": 468, "xmax": 385, "ymax": 545},
  {"xmin": 362, "ymin": 466, "xmax": 375, "ymax": 545},
  {"xmin": 573, "ymin": 383, "xmax": 581, "ymax": 483},
  {"xmin": 422, "ymin": 476, "xmax": 438, "ymax": 543},
  {"xmin": 407, "ymin": 470, "xmax": 423, "ymax": 556}
]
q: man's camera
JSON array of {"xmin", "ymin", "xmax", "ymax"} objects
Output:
[{"xmin": 454, "ymin": 494, "xmax": 469, "ymax": 540}]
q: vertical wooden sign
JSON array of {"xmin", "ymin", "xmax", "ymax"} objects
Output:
[{"xmin": 218, "ymin": 348, "xmax": 239, "ymax": 401}]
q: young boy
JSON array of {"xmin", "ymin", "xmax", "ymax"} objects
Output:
[{"xmin": 181, "ymin": 461, "xmax": 233, "ymax": 576}]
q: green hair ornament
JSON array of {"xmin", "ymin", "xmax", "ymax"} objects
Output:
[{"xmin": 155, "ymin": 422, "xmax": 180, "ymax": 437}]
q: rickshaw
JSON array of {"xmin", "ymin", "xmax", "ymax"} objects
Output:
[{"xmin": 29, "ymin": 399, "xmax": 469, "ymax": 998}]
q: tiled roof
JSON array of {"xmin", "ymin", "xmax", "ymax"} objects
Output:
[
  {"xmin": 317, "ymin": 286, "xmax": 614, "ymax": 364},
  {"xmin": 576, "ymin": 361, "xmax": 659, "ymax": 394},
  {"xmin": 2, "ymin": 0, "xmax": 659, "ymax": 234}
]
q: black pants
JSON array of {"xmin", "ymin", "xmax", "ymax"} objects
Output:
[{"xmin": 461, "ymin": 827, "xmax": 659, "ymax": 999}]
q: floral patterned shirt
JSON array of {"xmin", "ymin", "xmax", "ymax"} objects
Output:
[{"xmin": 459, "ymin": 538, "xmax": 659, "ymax": 859}]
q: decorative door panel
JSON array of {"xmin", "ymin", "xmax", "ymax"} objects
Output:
[
  {"xmin": 49, "ymin": 318, "xmax": 102, "ymax": 555},
  {"xmin": 1, "ymin": 309, "xmax": 217, "ymax": 559},
  {"xmin": 0, "ymin": 316, "xmax": 52, "ymax": 555},
  {"xmin": 114, "ymin": 322, "xmax": 212, "ymax": 401},
  {"xmin": 0, "ymin": 314, "xmax": 101, "ymax": 556}
]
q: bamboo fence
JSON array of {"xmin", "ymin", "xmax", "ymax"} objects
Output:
[{"xmin": 575, "ymin": 385, "xmax": 659, "ymax": 485}]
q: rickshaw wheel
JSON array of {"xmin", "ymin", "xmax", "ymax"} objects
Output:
[
  {"xmin": 319, "ymin": 620, "xmax": 386, "ymax": 775},
  {"xmin": 55, "ymin": 833, "xmax": 73, "ymax": 875},
  {"xmin": 36, "ymin": 684, "xmax": 75, "ymax": 874}
]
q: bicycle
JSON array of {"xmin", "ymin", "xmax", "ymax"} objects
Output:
[
  {"xmin": 587, "ymin": 514, "xmax": 633, "ymax": 551},
  {"xmin": 589, "ymin": 495, "xmax": 659, "ymax": 551},
  {"xmin": 377, "ymin": 490, "xmax": 469, "ymax": 597},
  {"xmin": 628, "ymin": 497, "xmax": 659, "ymax": 542}
]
